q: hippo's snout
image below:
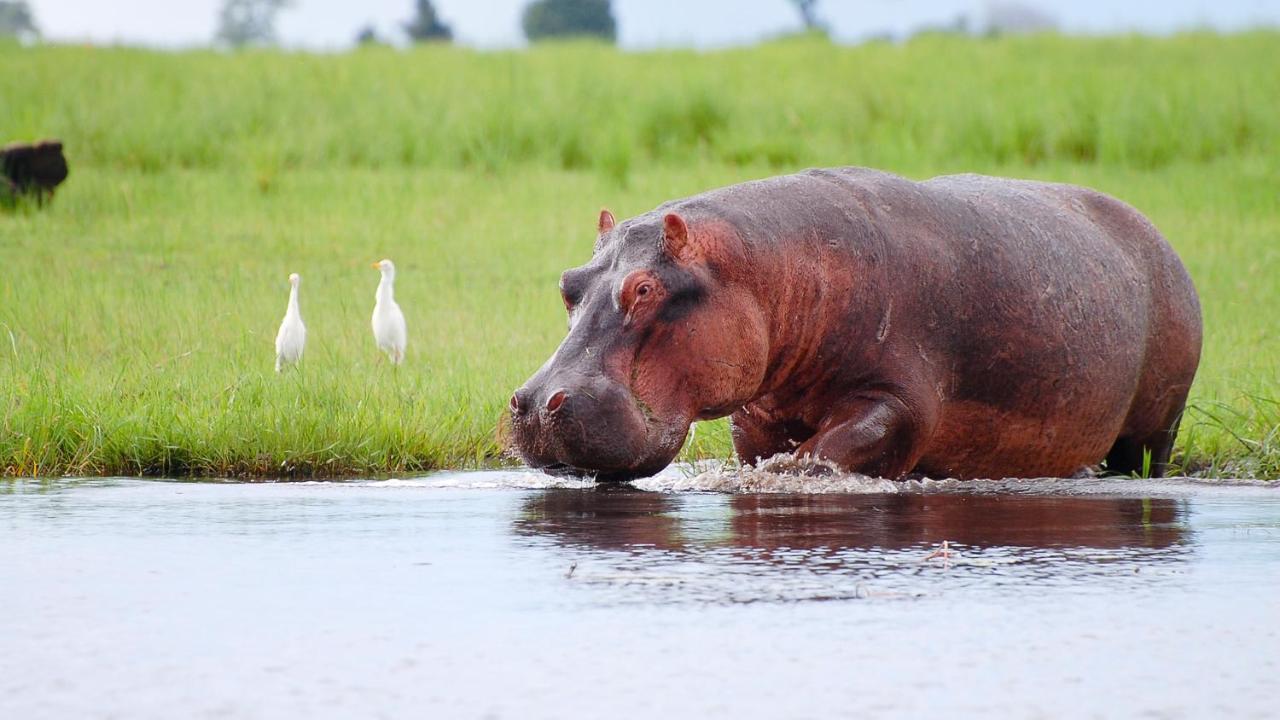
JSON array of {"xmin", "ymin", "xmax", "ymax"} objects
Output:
[
  {"xmin": 509, "ymin": 375, "xmax": 677, "ymax": 480},
  {"xmin": 509, "ymin": 385, "xmax": 571, "ymax": 420}
]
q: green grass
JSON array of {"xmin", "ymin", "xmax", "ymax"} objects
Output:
[
  {"xmin": 3, "ymin": 32, "xmax": 1278, "ymax": 175},
  {"xmin": 1, "ymin": 33, "xmax": 1277, "ymax": 478}
]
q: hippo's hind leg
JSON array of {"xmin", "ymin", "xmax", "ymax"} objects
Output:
[
  {"xmin": 1103, "ymin": 402, "xmax": 1188, "ymax": 478},
  {"xmin": 1104, "ymin": 429, "xmax": 1174, "ymax": 478}
]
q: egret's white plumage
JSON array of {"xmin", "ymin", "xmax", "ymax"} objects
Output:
[
  {"xmin": 274, "ymin": 273, "xmax": 306, "ymax": 372},
  {"xmin": 371, "ymin": 259, "xmax": 407, "ymax": 365}
]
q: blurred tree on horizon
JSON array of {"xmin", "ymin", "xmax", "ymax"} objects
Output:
[
  {"xmin": 403, "ymin": 0, "xmax": 452, "ymax": 43},
  {"xmin": 983, "ymin": 2, "xmax": 1059, "ymax": 36},
  {"xmin": 355, "ymin": 23, "xmax": 385, "ymax": 46},
  {"xmin": 523, "ymin": 0, "xmax": 616, "ymax": 43},
  {"xmin": 789, "ymin": 0, "xmax": 824, "ymax": 31},
  {"xmin": 215, "ymin": 0, "xmax": 293, "ymax": 48},
  {"xmin": 0, "ymin": 0, "xmax": 38, "ymax": 41}
]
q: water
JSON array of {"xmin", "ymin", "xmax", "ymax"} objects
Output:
[{"xmin": 2, "ymin": 469, "xmax": 1278, "ymax": 719}]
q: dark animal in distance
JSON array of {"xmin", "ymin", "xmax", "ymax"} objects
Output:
[
  {"xmin": 510, "ymin": 167, "xmax": 1202, "ymax": 481},
  {"xmin": 1, "ymin": 140, "xmax": 70, "ymax": 205}
]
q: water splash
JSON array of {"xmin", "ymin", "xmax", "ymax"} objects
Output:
[
  {"xmin": 632, "ymin": 454, "xmax": 1275, "ymax": 496},
  {"xmin": 278, "ymin": 454, "xmax": 1274, "ymax": 496}
]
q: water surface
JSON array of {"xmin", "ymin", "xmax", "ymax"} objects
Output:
[{"xmin": 2, "ymin": 470, "xmax": 1277, "ymax": 719}]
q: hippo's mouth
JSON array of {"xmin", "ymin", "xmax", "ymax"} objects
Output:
[
  {"xmin": 536, "ymin": 462, "xmax": 582, "ymax": 478},
  {"xmin": 517, "ymin": 417, "xmax": 688, "ymax": 482},
  {"xmin": 532, "ymin": 455, "xmax": 670, "ymax": 483}
]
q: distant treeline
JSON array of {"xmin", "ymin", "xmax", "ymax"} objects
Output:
[{"xmin": 2, "ymin": 32, "xmax": 1276, "ymax": 180}]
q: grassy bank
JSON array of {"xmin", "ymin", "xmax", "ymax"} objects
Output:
[{"xmin": 1, "ymin": 34, "xmax": 1277, "ymax": 478}]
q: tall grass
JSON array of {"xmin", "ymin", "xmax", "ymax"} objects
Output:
[
  {"xmin": 2, "ymin": 33, "xmax": 1277, "ymax": 178},
  {"xmin": 1, "ymin": 34, "xmax": 1277, "ymax": 478}
]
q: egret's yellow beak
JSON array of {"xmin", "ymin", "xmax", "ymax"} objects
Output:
[{"xmin": 371, "ymin": 262, "xmax": 381, "ymax": 269}]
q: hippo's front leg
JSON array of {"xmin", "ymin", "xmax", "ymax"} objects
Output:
[
  {"xmin": 796, "ymin": 391, "xmax": 937, "ymax": 479},
  {"xmin": 730, "ymin": 405, "xmax": 812, "ymax": 466}
]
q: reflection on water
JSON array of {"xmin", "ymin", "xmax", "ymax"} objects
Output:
[
  {"xmin": 1, "ymin": 476, "xmax": 1277, "ymax": 720},
  {"xmin": 514, "ymin": 490, "xmax": 1191, "ymax": 603},
  {"xmin": 518, "ymin": 490, "xmax": 1187, "ymax": 549}
]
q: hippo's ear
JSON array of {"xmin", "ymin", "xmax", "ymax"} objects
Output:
[
  {"xmin": 661, "ymin": 212, "xmax": 701, "ymax": 264},
  {"xmin": 598, "ymin": 208, "xmax": 616, "ymax": 234}
]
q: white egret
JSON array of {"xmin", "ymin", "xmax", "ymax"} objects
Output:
[
  {"xmin": 274, "ymin": 272, "xmax": 306, "ymax": 372},
  {"xmin": 371, "ymin": 259, "xmax": 407, "ymax": 365}
]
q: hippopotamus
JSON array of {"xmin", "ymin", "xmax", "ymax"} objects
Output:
[{"xmin": 509, "ymin": 167, "xmax": 1202, "ymax": 481}]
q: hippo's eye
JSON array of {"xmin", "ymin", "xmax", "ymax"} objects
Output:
[{"xmin": 620, "ymin": 273, "xmax": 665, "ymax": 327}]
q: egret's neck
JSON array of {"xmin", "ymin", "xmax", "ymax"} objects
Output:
[
  {"xmin": 284, "ymin": 284, "xmax": 300, "ymax": 315},
  {"xmin": 377, "ymin": 274, "xmax": 395, "ymax": 302}
]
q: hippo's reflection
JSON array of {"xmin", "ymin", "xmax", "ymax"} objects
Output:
[
  {"xmin": 517, "ymin": 489, "xmax": 690, "ymax": 551},
  {"xmin": 515, "ymin": 490, "xmax": 1188, "ymax": 554}
]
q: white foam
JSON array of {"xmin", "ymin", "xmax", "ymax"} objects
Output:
[
  {"xmin": 291, "ymin": 454, "xmax": 1274, "ymax": 496},
  {"xmin": 359, "ymin": 471, "xmax": 596, "ymax": 491},
  {"xmin": 631, "ymin": 454, "xmax": 1275, "ymax": 496}
]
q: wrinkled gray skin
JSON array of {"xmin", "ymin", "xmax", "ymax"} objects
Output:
[{"xmin": 510, "ymin": 167, "xmax": 1203, "ymax": 481}]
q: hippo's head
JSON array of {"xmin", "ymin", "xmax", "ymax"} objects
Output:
[{"xmin": 510, "ymin": 208, "xmax": 769, "ymax": 480}]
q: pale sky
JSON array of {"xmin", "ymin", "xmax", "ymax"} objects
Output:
[{"xmin": 25, "ymin": 0, "xmax": 1280, "ymax": 49}]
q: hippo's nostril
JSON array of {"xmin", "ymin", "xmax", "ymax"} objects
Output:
[
  {"xmin": 546, "ymin": 390, "xmax": 568, "ymax": 414},
  {"xmin": 510, "ymin": 388, "xmax": 530, "ymax": 415}
]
